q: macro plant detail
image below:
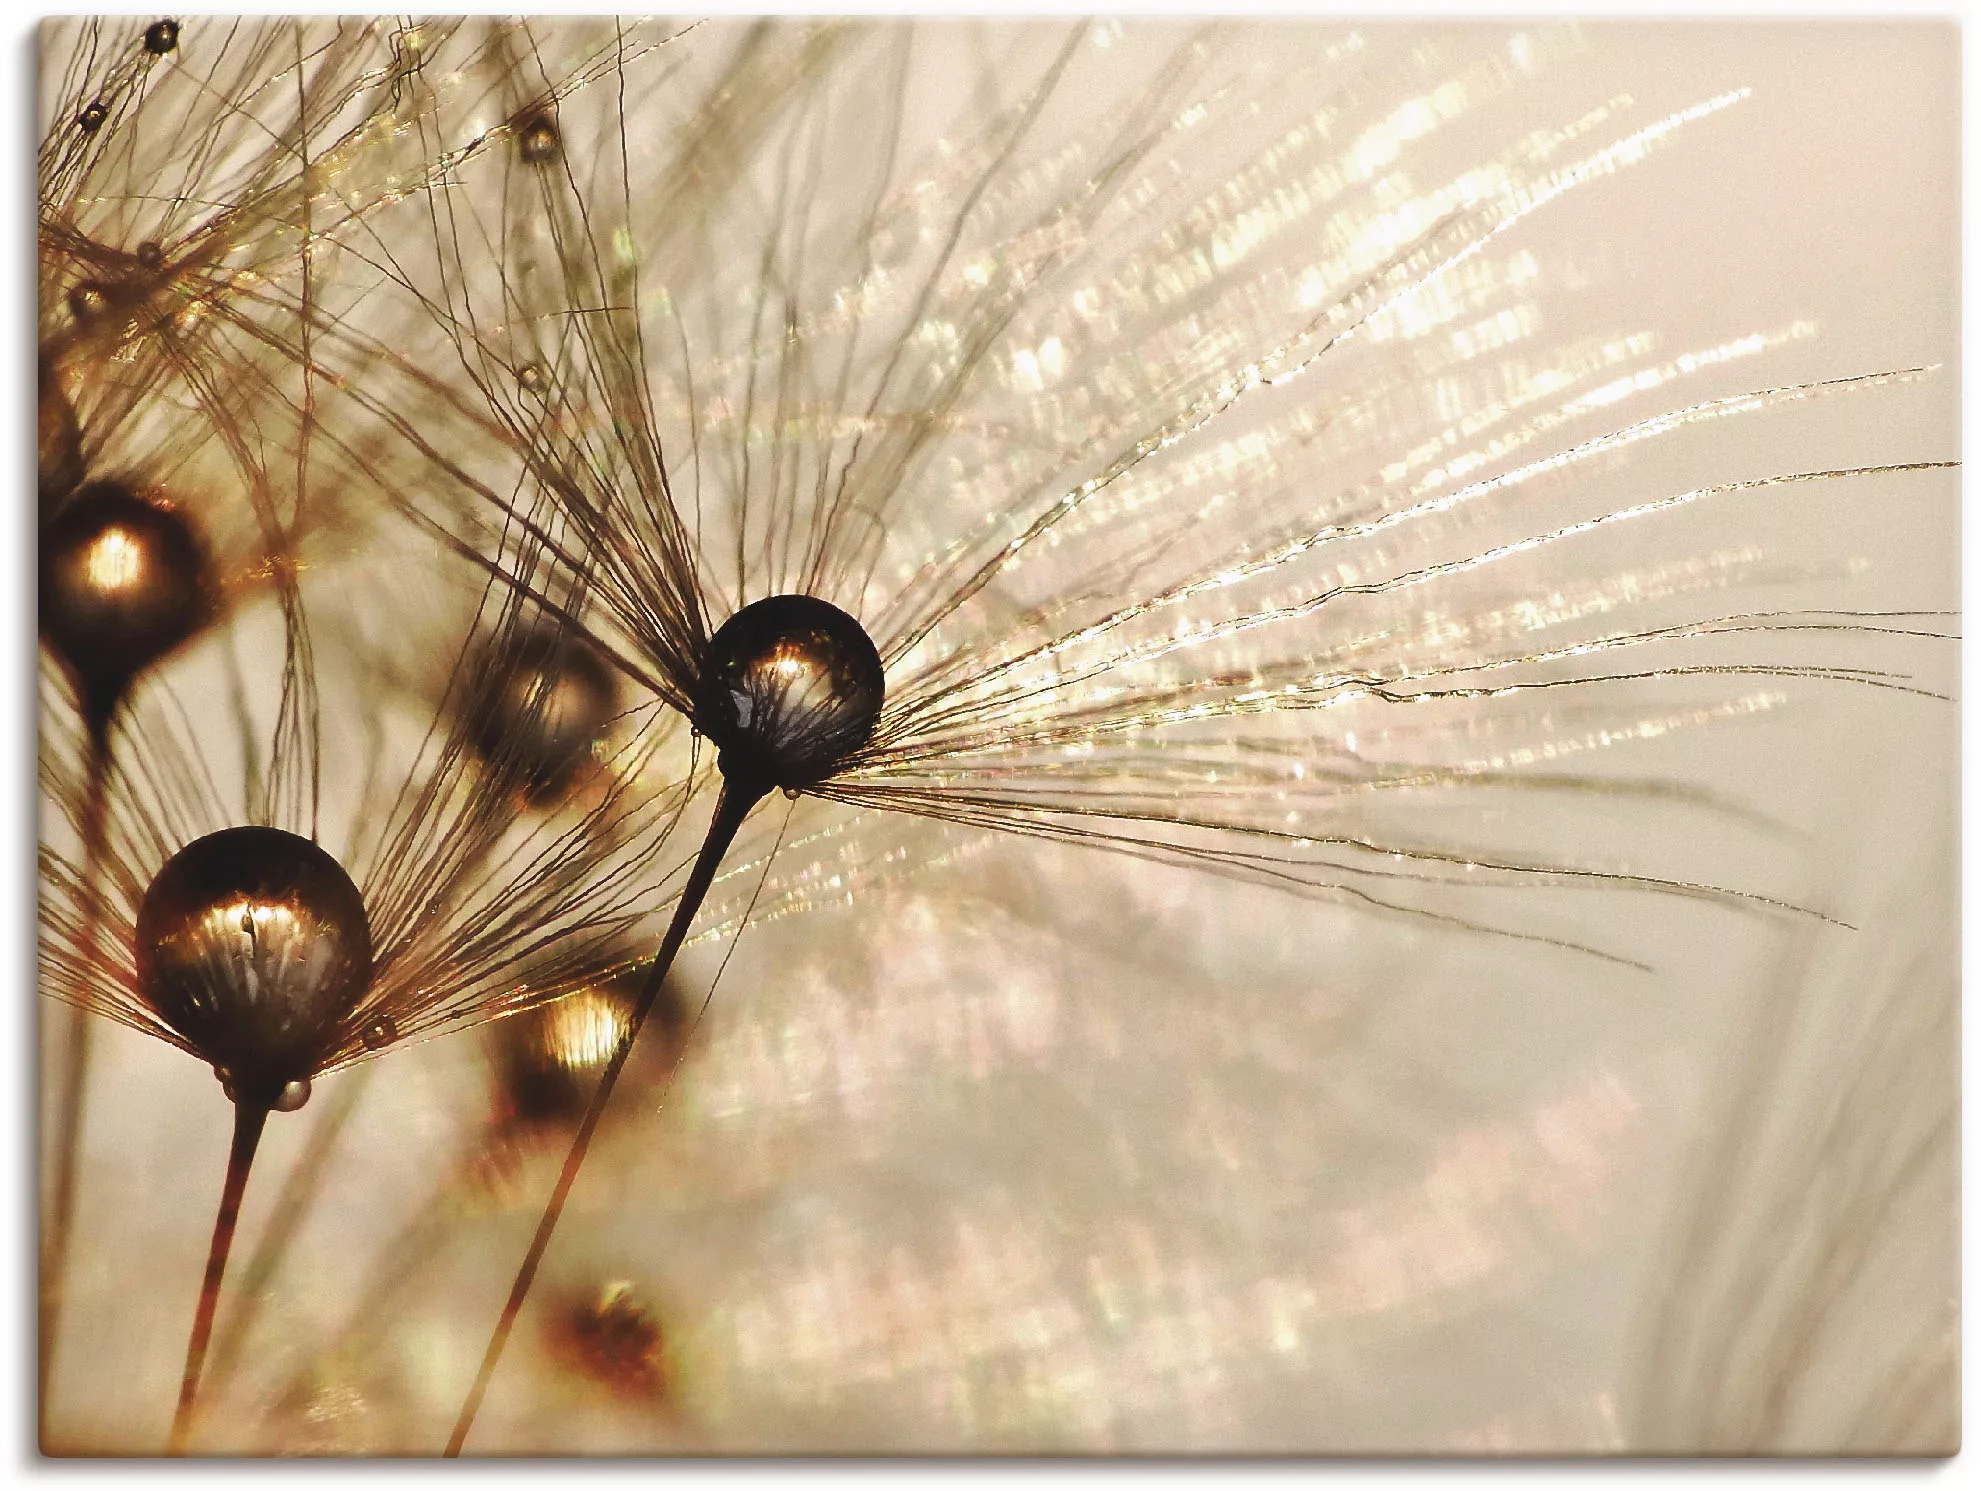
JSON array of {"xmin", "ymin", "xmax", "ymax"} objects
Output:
[{"xmin": 35, "ymin": 16, "xmax": 1956, "ymax": 1457}]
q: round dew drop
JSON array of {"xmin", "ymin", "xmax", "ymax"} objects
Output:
[
  {"xmin": 39, "ymin": 481, "xmax": 213, "ymax": 723},
  {"xmin": 515, "ymin": 112, "xmax": 561, "ymax": 166},
  {"xmin": 135, "ymin": 826, "xmax": 373, "ymax": 1110},
  {"xmin": 693, "ymin": 594, "xmax": 885, "ymax": 792},
  {"xmin": 462, "ymin": 625, "xmax": 619, "ymax": 808}
]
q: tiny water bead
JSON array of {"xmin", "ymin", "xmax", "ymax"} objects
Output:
[
  {"xmin": 514, "ymin": 111, "xmax": 561, "ymax": 166},
  {"xmin": 75, "ymin": 101, "xmax": 107, "ymax": 133},
  {"xmin": 693, "ymin": 594, "xmax": 886, "ymax": 792},
  {"xmin": 39, "ymin": 481, "xmax": 213, "ymax": 724},
  {"xmin": 463, "ymin": 626, "xmax": 619, "ymax": 807},
  {"xmin": 136, "ymin": 240, "xmax": 165, "ymax": 270},
  {"xmin": 143, "ymin": 18, "xmax": 180, "ymax": 55},
  {"xmin": 358, "ymin": 1013, "xmax": 398, "ymax": 1051},
  {"xmin": 219, "ymin": 1075, "xmax": 313, "ymax": 1111},
  {"xmin": 134, "ymin": 826, "xmax": 373, "ymax": 1111}
]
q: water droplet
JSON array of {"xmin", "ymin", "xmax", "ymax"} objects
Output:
[
  {"xmin": 135, "ymin": 826, "xmax": 373, "ymax": 1108},
  {"xmin": 66, "ymin": 283, "xmax": 109, "ymax": 326},
  {"xmin": 694, "ymin": 594, "xmax": 884, "ymax": 793},
  {"xmin": 38, "ymin": 481, "xmax": 214, "ymax": 722},
  {"xmin": 76, "ymin": 101, "xmax": 107, "ymax": 133},
  {"xmin": 514, "ymin": 111, "xmax": 560, "ymax": 166},
  {"xmin": 360, "ymin": 1013, "xmax": 398, "ymax": 1050},
  {"xmin": 544, "ymin": 1280, "xmax": 669, "ymax": 1401},
  {"xmin": 463, "ymin": 624, "xmax": 619, "ymax": 808},
  {"xmin": 143, "ymin": 19, "xmax": 180, "ymax": 55}
]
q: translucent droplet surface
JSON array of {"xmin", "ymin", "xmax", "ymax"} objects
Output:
[
  {"xmin": 695, "ymin": 594, "xmax": 885, "ymax": 791},
  {"xmin": 65, "ymin": 283, "xmax": 109, "ymax": 326},
  {"xmin": 543, "ymin": 1280, "xmax": 668, "ymax": 1402},
  {"xmin": 143, "ymin": 18, "xmax": 179, "ymax": 55},
  {"xmin": 38, "ymin": 481, "xmax": 212, "ymax": 722},
  {"xmin": 135, "ymin": 826, "xmax": 373, "ymax": 1108},
  {"xmin": 489, "ymin": 975, "xmax": 687, "ymax": 1134},
  {"xmin": 515, "ymin": 111, "xmax": 560, "ymax": 165},
  {"xmin": 463, "ymin": 625, "xmax": 618, "ymax": 807}
]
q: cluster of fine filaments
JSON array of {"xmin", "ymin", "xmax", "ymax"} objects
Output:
[{"xmin": 36, "ymin": 16, "xmax": 1954, "ymax": 1456}]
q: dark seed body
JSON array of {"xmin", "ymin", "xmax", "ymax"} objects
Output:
[
  {"xmin": 463, "ymin": 626, "xmax": 618, "ymax": 808},
  {"xmin": 39, "ymin": 481, "xmax": 213, "ymax": 725},
  {"xmin": 515, "ymin": 112, "xmax": 561, "ymax": 165},
  {"xmin": 489, "ymin": 974, "xmax": 687, "ymax": 1136},
  {"xmin": 65, "ymin": 282, "xmax": 111, "ymax": 327},
  {"xmin": 694, "ymin": 594, "xmax": 885, "ymax": 792},
  {"xmin": 135, "ymin": 826, "xmax": 373, "ymax": 1108}
]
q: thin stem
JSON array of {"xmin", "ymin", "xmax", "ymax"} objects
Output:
[
  {"xmin": 168, "ymin": 1102, "xmax": 271, "ymax": 1455},
  {"xmin": 39, "ymin": 719, "xmax": 112, "ymax": 1437},
  {"xmin": 445, "ymin": 775, "xmax": 764, "ymax": 1456},
  {"xmin": 202, "ymin": 1066, "xmax": 373, "ymax": 1408},
  {"xmin": 205, "ymin": 817, "xmax": 506, "ymax": 1413}
]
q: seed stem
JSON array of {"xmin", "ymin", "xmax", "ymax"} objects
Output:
[
  {"xmin": 202, "ymin": 1066, "xmax": 374, "ymax": 1409},
  {"xmin": 169, "ymin": 1101, "xmax": 270, "ymax": 1454},
  {"xmin": 40, "ymin": 718, "xmax": 113, "ymax": 1439},
  {"xmin": 445, "ymin": 774, "xmax": 763, "ymax": 1455}
]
